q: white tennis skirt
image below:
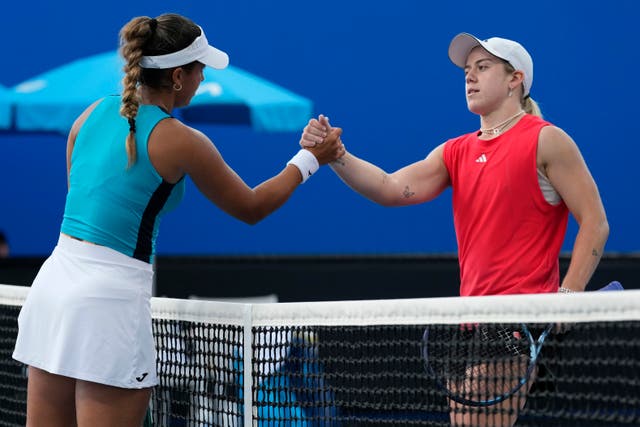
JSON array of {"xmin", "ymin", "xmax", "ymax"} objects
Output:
[{"xmin": 12, "ymin": 234, "xmax": 157, "ymax": 389}]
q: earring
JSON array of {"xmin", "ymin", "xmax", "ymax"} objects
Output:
[
  {"xmin": 173, "ymin": 83, "xmax": 183, "ymax": 92},
  {"xmin": 508, "ymin": 88, "xmax": 513, "ymax": 97}
]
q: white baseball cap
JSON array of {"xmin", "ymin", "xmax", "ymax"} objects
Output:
[
  {"xmin": 140, "ymin": 26, "xmax": 229, "ymax": 70},
  {"xmin": 448, "ymin": 32, "xmax": 533, "ymax": 96}
]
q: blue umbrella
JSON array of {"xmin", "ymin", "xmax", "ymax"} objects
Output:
[
  {"xmin": 185, "ymin": 67, "xmax": 312, "ymax": 132},
  {"xmin": 10, "ymin": 51, "xmax": 312, "ymax": 133},
  {"xmin": 0, "ymin": 84, "xmax": 12, "ymax": 130}
]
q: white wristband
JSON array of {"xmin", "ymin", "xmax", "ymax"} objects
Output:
[
  {"xmin": 287, "ymin": 149, "xmax": 319, "ymax": 183},
  {"xmin": 558, "ymin": 287, "xmax": 576, "ymax": 294}
]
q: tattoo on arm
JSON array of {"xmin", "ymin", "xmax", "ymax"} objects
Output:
[
  {"xmin": 592, "ymin": 248, "xmax": 599, "ymax": 257},
  {"xmin": 402, "ymin": 185, "xmax": 415, "ymax": 198}
]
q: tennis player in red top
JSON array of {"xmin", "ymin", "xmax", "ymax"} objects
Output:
[{"xmin": 302, "ymin": 33, "xmax": 609, "ymax": 426}]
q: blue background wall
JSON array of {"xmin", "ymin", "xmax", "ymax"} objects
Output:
[{"xmin": 0, "ymin": 0, "xmax": 638, "ymax": 256}]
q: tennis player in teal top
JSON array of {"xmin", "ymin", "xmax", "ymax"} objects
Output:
[{"xmin": 13, "ymin": 13, "xmax": 343, "ymax": 427}]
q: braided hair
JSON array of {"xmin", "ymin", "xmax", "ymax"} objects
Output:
[{"xmin": 118, "ymin": 14, "xmax": 201, "ymax": 167}]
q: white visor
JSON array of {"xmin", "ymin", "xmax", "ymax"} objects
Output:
[{"xmin": 140, "ymin": 26, "xmax": 229, "ymax": 70}]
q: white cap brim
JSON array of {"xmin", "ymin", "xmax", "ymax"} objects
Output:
[{"xmin": 449, "ymin": 33, "xmax": 489, "ymax": 68}]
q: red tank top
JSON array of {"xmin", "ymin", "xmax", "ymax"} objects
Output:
[{"xmin": 443, "ymin": 114, "xmax": 568, "ymax": 296}]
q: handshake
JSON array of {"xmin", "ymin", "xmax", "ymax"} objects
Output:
[{"xmin": 287, "ymin": 115, "xmax": 345, "ymax": 183}]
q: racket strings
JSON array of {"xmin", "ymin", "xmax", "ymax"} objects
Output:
[{"xmin": 425, "ymin": 323, "xmax": 535, "ymax": 405}]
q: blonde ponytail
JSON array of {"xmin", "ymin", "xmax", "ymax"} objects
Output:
[
  {"xmin": 523, "ymin": 96, "xmax": 543, "ymax": 118},
  {"xmin": 503, "ymin": 61, "xmax": 543, "ymax": 119}
]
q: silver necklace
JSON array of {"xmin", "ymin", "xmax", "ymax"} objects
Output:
[{"xmin": 479, "ymin": 110, "xmax": 525, "ymax": 136}]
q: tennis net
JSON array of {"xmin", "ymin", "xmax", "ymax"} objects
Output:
[{"xmin": 0, "ymin": 283, "xmax": 639, "ymax": 426}]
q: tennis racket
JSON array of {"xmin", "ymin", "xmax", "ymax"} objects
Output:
[{"xmin": 421, "ymin": 281, "xmax": 624, "ymax": 407}]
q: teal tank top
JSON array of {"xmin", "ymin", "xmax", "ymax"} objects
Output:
[{"xmin": 61, "ymin": 95, "xmax": 185, "ymax": 263}]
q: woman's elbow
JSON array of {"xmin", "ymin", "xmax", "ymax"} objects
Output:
[
  {"xmin": 236, "ymin": 212, "xmax": 263, "ymax": 226},
  {"xmin": 235, "ymin": 206, "xmax": 270, "ymax": 225},
  {"xmin": 587, "ymin": 213, "xmax": 610, "ymax": 246},
  {"xmin": 599, "ymin": 217, "xmax": 610, "ymax": 242}
]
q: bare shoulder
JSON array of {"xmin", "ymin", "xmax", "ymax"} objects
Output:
[
  {"xmin": 429, "ymin": 142, "xmax": 446, "ymax": 158},
  {"xmin": 152, "ymin": 117, "xmax": 211, "ymax": 148},
  {"xmin": 148, "ymin": 119, "xmax": 219, "ymax": 182},
  {"xmin": 538, "ymin": 125, "xmax": 582, "ymax": 165},
  {"xmin": 423, "ymin": 142, "xmax": 448, "ymax": 171},
  {"xmin": 540, "ymin": 123, "xmax": 572, "ymax": 138},
  {"xmin": 539, "ymin": 125, "xmax": 578, "ymax": 148},
  {"xmin": 148, "ymin": 118, "xmax": 205, "ymax": 162}
]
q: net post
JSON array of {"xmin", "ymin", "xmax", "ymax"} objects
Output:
[{"xmin": 243, "ymin": 303, "xmax": 253, "ymax": 427}]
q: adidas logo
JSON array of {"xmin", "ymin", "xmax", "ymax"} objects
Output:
[{"xmin": 475, "ymin": 154, "xmax": 487, "ymax": 163}]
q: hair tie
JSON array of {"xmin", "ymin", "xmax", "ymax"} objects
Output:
[
  {"xmin": 128, "ymin": 118, "xmax": 136, "ymax": 133},
  {"xmin": 149, "ymin": 18, "xmax": 158, "ymax": 31}
]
